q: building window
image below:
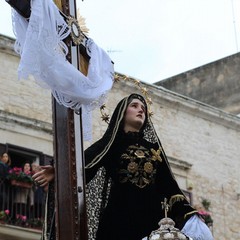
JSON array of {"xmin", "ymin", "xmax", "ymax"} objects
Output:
[
  {"xmin": 0, "ymin": 143, "xmax": 52, "ymax": 168},
  {"xmin": 182, "ymin": 189, "xmax": 192, "ymax": 205}
]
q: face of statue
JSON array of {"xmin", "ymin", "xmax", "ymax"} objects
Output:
[
  {"xmin": 124, "ymin": 98, "xmax": 146, "ymax": 133},
  {"xmin": 1, "ymin": 153, "xmax": 9, "ymax": 165}
]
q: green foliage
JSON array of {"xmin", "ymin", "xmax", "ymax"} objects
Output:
[
  {"xmin": 198, "ymin": 198, "xmax": 213, "ymax": 227},
  {"xmin": 201, "ymin": 198, "xmax": 211, "ymax": 210},
  {"xmin": 0, "ymin": 210, "xmax": 10, "ymax": 223}
]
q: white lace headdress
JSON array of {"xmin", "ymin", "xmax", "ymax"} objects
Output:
[{"xmin": 11, "ymin": 0, "xmax": 114, "ymax": 140}]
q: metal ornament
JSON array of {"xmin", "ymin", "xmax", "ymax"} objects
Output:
[
  {"xmin": 115, "ymin": 74, "xmax": 153, "ymax": 117},
  {"xmin": 67, "ymin": 16, "xmax": 83, "ymax": 45},
  {"xmin": 100, "ymin": 73, "xmax": 154, "ymax": 124},
  {"xmin": 149, "ymin": 198, "xmax": 192, "ymax": 240},
  {"xmin": 149, "ymin": 217, "xmax": 192, "ymax": 240}
]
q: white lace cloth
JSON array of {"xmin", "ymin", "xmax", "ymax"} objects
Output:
[
  {"xmin": 181, "ymin": 215, "xmax": 214, "ymax": 240},
  {"xmin": 11, "ymin": 0, "xmax": 114, "ymax": 140}
]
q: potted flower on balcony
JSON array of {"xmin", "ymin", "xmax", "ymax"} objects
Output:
[
  {"xmin": 0, "ymin": 209, "xmax": 10, "ymax": 224},
  {"xmin": 15, "ymin": 214, "xmax": 28, "ymax": 227},
  {"xmin": 7, "ymin": 166, "xmax": 34, "ymax": 188}
]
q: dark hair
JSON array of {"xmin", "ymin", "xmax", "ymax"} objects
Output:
[
  {"xmin": 1, "ymin": 152, "xmax": 11, "ymax": 166},
  {"xmin": 127, "ymin": 93, "xmax": 147, "ymax": 108},
  {"xmin": 22, "ymin": 162, "xmax": 32, "ymax": 172}
]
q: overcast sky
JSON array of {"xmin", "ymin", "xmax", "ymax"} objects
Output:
[{"xmin": 1, "ymin": 0, "xmax": 240, "ymax": 83}]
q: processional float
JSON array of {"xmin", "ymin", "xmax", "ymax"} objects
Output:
[{"xmin": 4, "ymin": 1, "xmax": 195, "ymax": 240}]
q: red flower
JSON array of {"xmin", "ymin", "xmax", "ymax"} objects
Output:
[
  {"xmin": 21, "ymin": 215, "xmax": 27, "ymax": 221},
  {"xmin": 198, "ymin": 210, "xmax": 210, "ymax": 216},
  {"xmin": 198, "ymin": 210, "xmax": 213, "ymax": 226},
  {"xmin": 4, "ymin": 210, "xmax": 10, "ymax": 215}
]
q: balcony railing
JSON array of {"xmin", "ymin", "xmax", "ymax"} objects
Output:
[{"xmin": 0, "ymin": 178, "xmax": 45, "ymax": 231}]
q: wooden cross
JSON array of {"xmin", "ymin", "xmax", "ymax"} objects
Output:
[
  {"xmin": 51, "ymin": 0, "xmax": 88, "ymax": 239},
  {"xmin": 5, "ymin": 0, "xmax": 89, "ymax": 239}
]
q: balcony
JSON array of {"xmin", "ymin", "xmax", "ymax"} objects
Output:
[
  {"xmin": 0, "ymin": 178, "xmax": 44, "ymax": 239},
  {"xmin": 0, "ymin": 224, "xmax": 41, "ymax": 240}
]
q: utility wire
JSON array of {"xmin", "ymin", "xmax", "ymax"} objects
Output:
[{"xmin": 231, "ymin": 0, "xmax": 239, "ymax": 52}]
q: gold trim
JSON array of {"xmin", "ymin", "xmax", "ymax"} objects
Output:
[
  {"xmin": 86, "ymin": 99, "xmax": 128, "ymax": 168},
  {"xmin": 77, "ymin": 9, "xmax": 89, "ymax": 36},
  {"xmin": 184, "ymin": 210, "xmax": 198, "ymax": 219},
  {"xmin": 169, "ymin": 194, "xmax": 186, "ymax": 208},
  {"xmin": 100, "ymin": 73, "xmax": 153, "ymax": 124},
  {"xmin": 100, "ymin": 104, "xmax": 110, "ymax": 123}
]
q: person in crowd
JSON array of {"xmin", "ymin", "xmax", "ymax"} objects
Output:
[
  {"xmin": 0, "ymin": 152, "xmax": 12, "ymax": 181},
  {"xmin": 0, "ymin": 152, "xmax": 12, "ymax": 168},
  {"xmin": 14, "ymin": 162, "xmax": 34, "ymax": 223},
  {"xmin": 0, "ymin": 152, "xmax": 12, "ymax": 211},
  {"xmin": 33, "ymin": 93, "xmax": 214, "ymax": 240}
]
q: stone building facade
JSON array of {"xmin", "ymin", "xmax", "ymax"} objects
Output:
[
  {"xmin": 1, "ymin": 34, "xmax": 240, "ymax": 239},
  {"xmin": 0, "ymin": 34, "xmax": 53, "ymax": 165},
  {"xmin": 155, "ymin": 53, "xmax": 240, "ymax": 115}
]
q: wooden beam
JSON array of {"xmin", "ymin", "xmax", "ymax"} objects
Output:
[{"xmin": 53, "ymin": 0, "xmax": 88, "ymax": 239}]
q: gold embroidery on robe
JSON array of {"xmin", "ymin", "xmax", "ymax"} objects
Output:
[
  {"xmin": 119, "ymin": 145, "xmax": 162, "ymax": 188},
  {"xmin": 151, "ymin": 148, "xmax": 162, "ymax": 162}
]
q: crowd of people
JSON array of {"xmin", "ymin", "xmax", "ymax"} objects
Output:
[{"xmin": 0, "ymin": 152, "xmax": 46, "ymax": 227}]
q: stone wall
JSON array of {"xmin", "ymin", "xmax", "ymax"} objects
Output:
[
  {"xmin": 0, "ymin": 35, "xmax": 52, "ymax": 123},
  {"xmin": 0, "ymin": 35, "xmax": 52, "ymax": 155},
  {"xmin": 155, "ymin": 53, "xmax": 240, "ymax": 115},
  {"xmin": 1, "ymin": 34, "xmax": 240, "ymax": 239},
  {"xmin": 146, "ymin": 84, "xmax": 240, "ymax": 240},
  {"xmin": 91, "ymin": 80, "xmax": 240, "ymax": 239}
]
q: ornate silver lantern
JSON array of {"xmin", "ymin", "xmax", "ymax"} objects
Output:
[{"xmin": 149, "ymin": 198, "xmax": 192, "ymax": 240}]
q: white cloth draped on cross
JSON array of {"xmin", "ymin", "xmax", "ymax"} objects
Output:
[{"xmin": 11, "ymin": 0, "xmax": 114, "ymax": 140}]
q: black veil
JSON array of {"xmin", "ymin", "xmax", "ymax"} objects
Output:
[{"xmin": 85, "ymin": 93, "xmax": 196, "ymax": 239}]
